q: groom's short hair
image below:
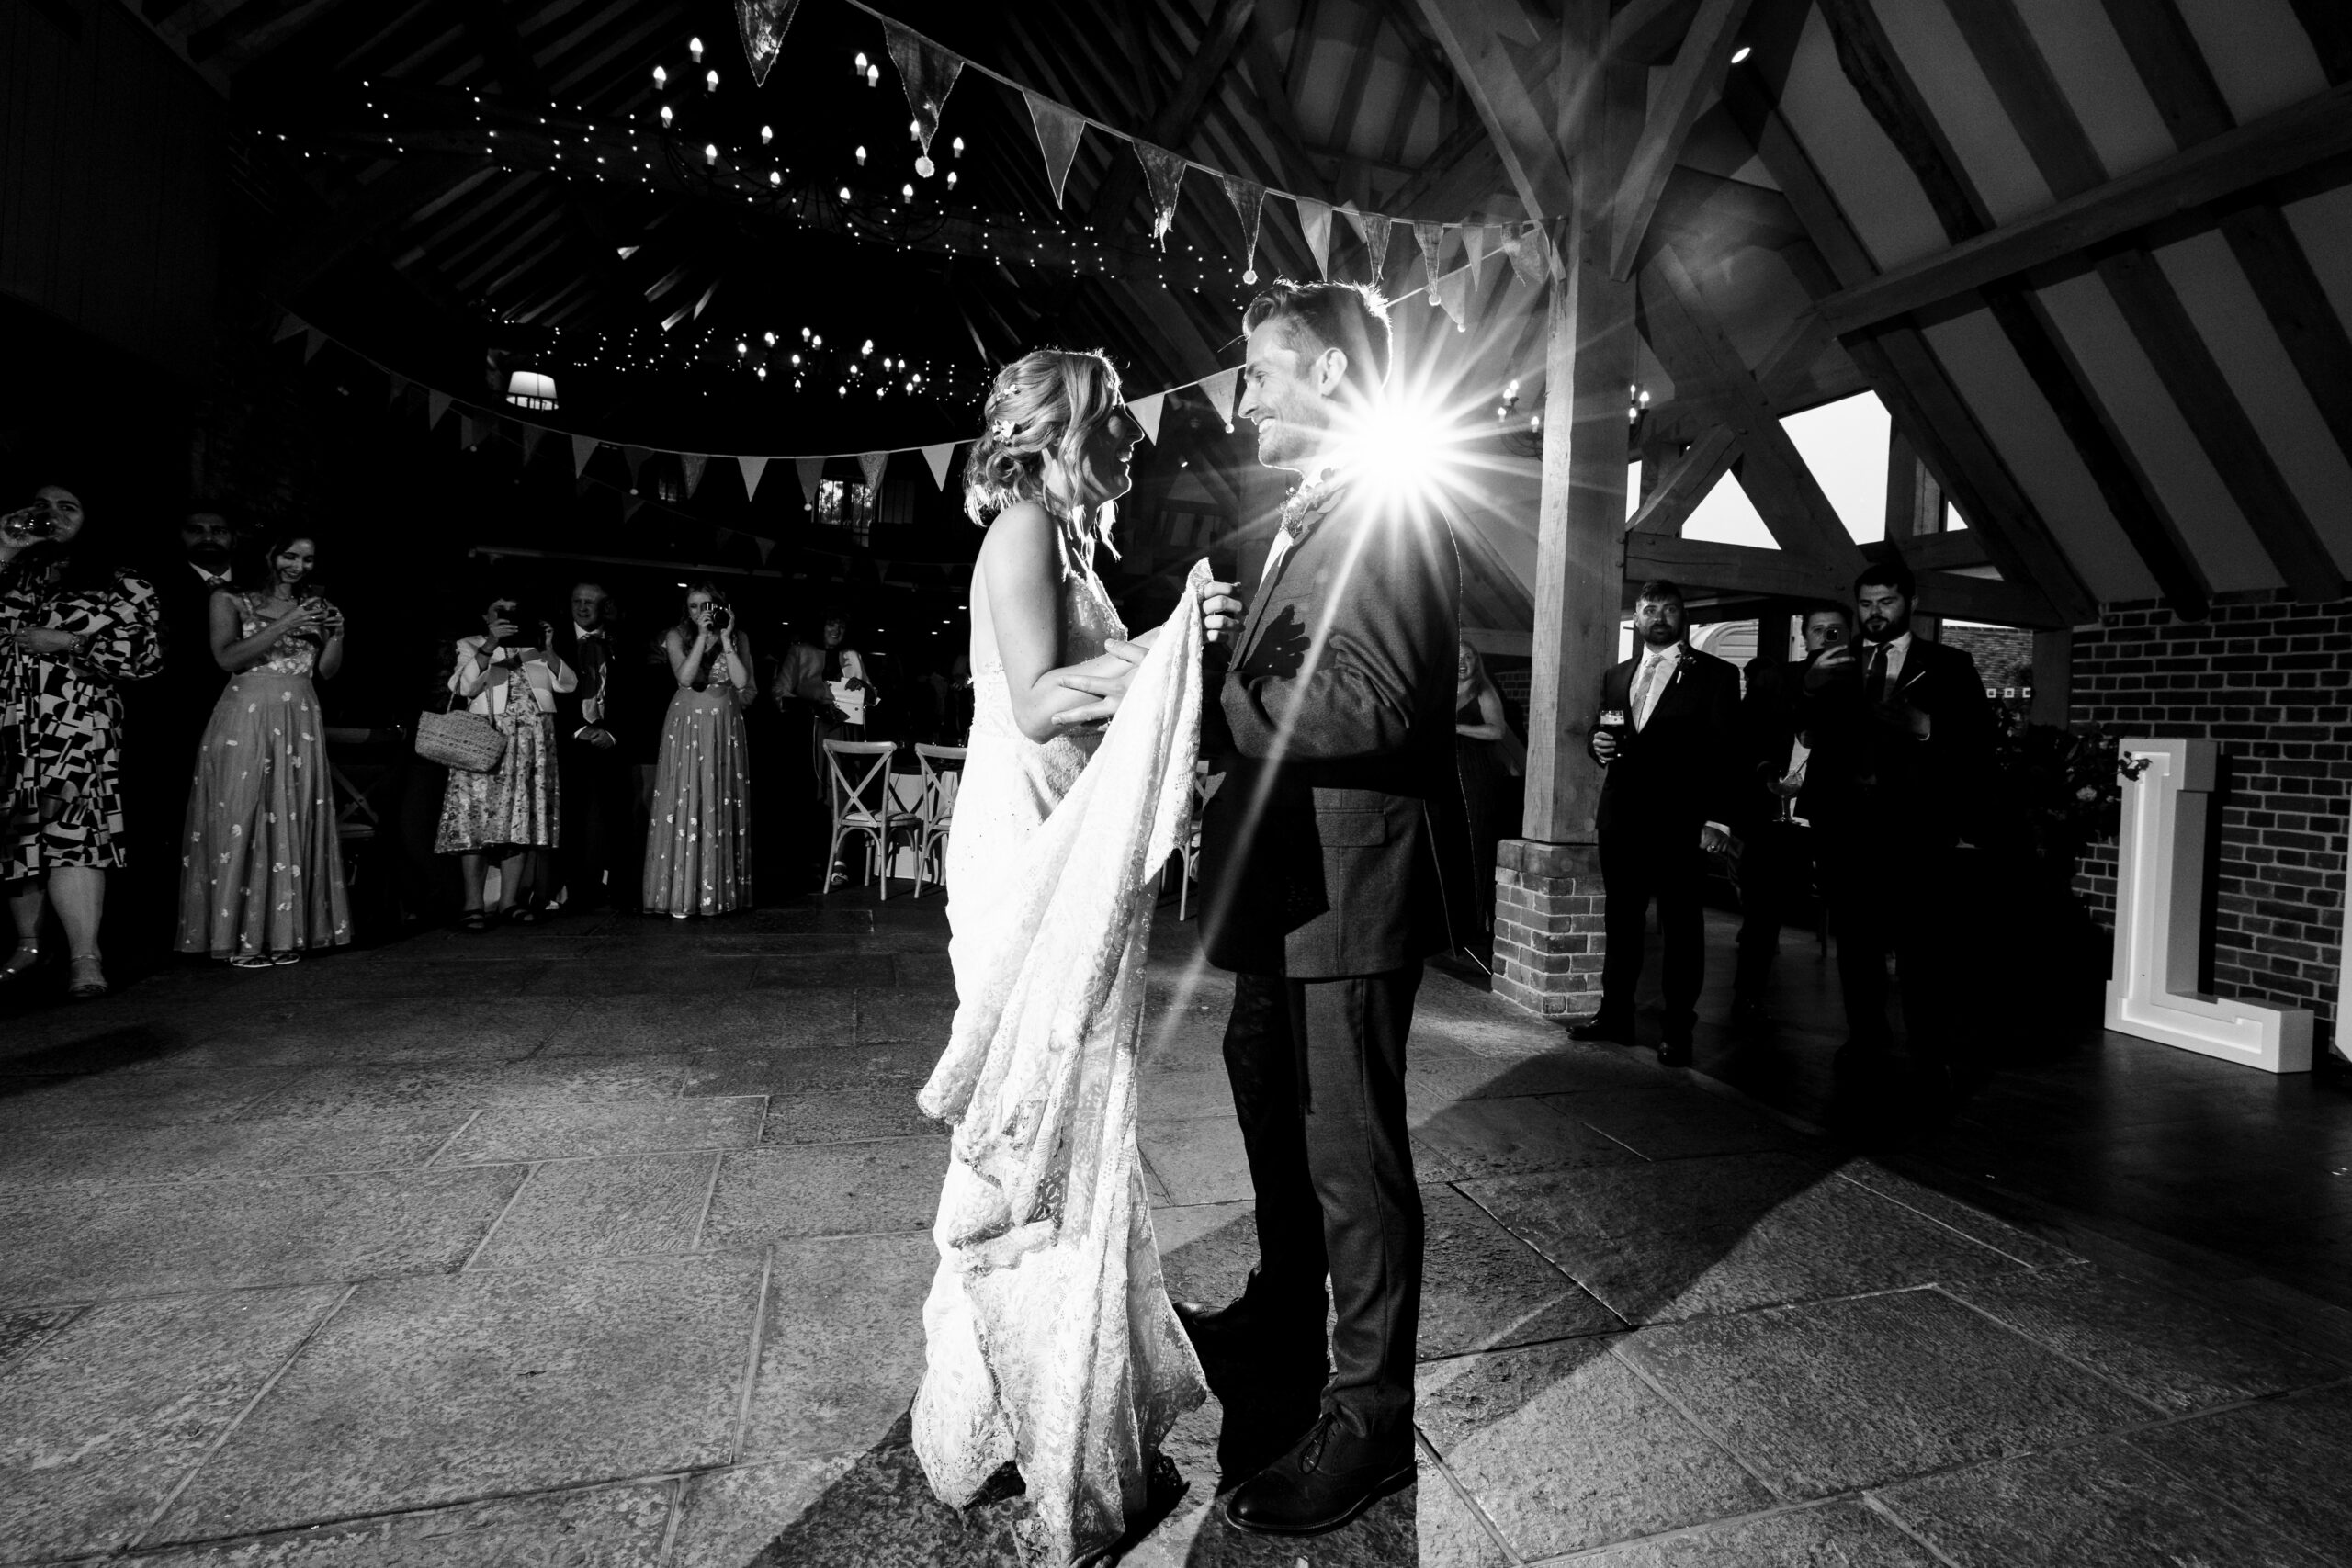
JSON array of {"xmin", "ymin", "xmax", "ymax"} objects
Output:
[{"xmin": 1243, "ymin": 281, "xmax": 1393, "ymax": 391}]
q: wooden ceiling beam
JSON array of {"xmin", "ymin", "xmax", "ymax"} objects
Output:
[
  {"xmin": 1607, "ymin": 0, "xmax": 1754, "ymax": 279},
  {"xmin": 1625, "ymin": 425, "xmax": 1737, "ymax": 535},
  {"xmin": 1948, "ymin": 0, "xmax": 2341, "ymax": 600},
  {"xmin": 1237, "ymin": 16, "xmax": 1340, "ymax": 200},
  {"xmin": 1627, "ymin": 536, "xmax": 2060, "ymax": 625},
  {"xmin": 271, "ymin": 153, "xmax": 495, "ymax": 296},
  {"xmin": 2288, "ymin": 0, "xmax": 2352, "ymax": 84},
  {"xmin": 1410, "ymin": 0, "xmax": 1577, "ymax": 219},
  {"xmin": 1817, "ymin": 81, "xmax": 2352, "ymax": 336},
  {"xmin": 1085, "ymin": 0, "xmax": 1258, "ymax": 236}
]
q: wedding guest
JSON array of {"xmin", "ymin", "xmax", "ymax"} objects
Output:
[
  {"xmin": 774, "ymin": 608, "xmax": 873, "ymax": 885},
  {"xmin": 1453, "ymin": 641, "xmax": 1521, "ymax": 931},
  {"xmin": 0, "ymin": 482, "xmax": 164, "ymax": 998},
  {"xmin": 1574, "ymin": 580, "xmax": 1741, "ymax": 1065},
  {"xmin": 551, "ymin": 581, "xmax": 633, "ymax": 913},
  {"xmin": 644, "ymin": 582, "xmax": 752, "ymax": 917},
  {"xmin": 175, "ymin": 534, "xmax": 350, "ymax": 966},
  {"xmin": 435, "ymin": 594, "xmax": 573, "ymax": 931}
]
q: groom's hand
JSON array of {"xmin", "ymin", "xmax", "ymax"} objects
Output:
[
  {"xmin": 1054, "ymin": 638, "xmax": 1148, "ymax": 727},
  {"xmin": 1203, "ymin": 580, "xmax": 1243, "ymax": 644}
]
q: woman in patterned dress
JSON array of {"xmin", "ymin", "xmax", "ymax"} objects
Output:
[
  {"xmin": 0, "ymin": 483, "xmax": 164, "ymax": 998},
  {"xmin": 174, "ymin": 534, "xmax": 352, "ymax": 967},
  {"xmin": 642, "ymin": 582, "xmax": 753, "ymax": 917},
  {"xmin": 435, "ymin": 596, "xmax": 574, "ymax": 931}
]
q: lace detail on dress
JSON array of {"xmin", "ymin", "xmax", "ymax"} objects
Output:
[{"xmin": 913, "ymin": 564, "xmax": 1209, "ymax": 1566}]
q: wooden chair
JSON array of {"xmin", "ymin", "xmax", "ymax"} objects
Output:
[
  {"xmin": 910, "ymin": 743, "xmax": 967, "ymax": 897},
  {"xmin": 821, "ymin": 739, "xmax": 921, "ymax": 899}
]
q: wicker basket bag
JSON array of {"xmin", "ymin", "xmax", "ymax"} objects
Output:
[{"xmin": 415, "ymin": 688, "xmax": 507, "ymax": 773}]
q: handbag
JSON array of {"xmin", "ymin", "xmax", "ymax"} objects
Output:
[{"xmin": 415, "ymin": 683, "xmax": 507, "ymax": 773}]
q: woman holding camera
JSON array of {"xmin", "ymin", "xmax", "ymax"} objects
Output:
[
  {"xmin": 435, "ymin": 596, "xmax": 574, "ymax": 930},
  {"xmin": 174, "ymin": 534, "xmax": 351, "ymax": 966},
  {"xmin": 643, "ymin": 581, "xmax": 752, "ymax": 917},
  {"xmin": 0, "ymin": 482, "xmax": 163, "ymax": 998}
]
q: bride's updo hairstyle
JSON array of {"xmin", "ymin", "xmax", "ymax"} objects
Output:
[{"xmin": 961, "ymin": 349, "xmax": 1125, "ymax": 547}]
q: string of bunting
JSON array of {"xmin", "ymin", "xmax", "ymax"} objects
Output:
[{"xmin": 737, "ymin": 0, "xmax": 1561, "ymax": 290}]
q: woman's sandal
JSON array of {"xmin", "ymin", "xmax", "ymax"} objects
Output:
[
  {"xmin": 66, "ymin": 955, "xmax": 108, "ymax": 999},
  {"xmin": 0, "ymin": 942, "xmax": 38, "ymax": 986},
  {"xmin": 270, "ymin": 951, "xmax": 302, "ymax": 965},
  {"xmin": 230, "ymin": 953, "xmax": 273, "ymax": 970},
  {"xmin": 458, "ymin": 910, "xmax": 491, "ymax": 933},
  {"xmin": 506, "ymin": 907, "xmax": 539, "ymax": 927}
]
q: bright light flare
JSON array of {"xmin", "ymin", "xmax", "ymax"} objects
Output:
[{"xmin": 1330, "ymin": 387, "xmax": 1475, "ymax": 507}]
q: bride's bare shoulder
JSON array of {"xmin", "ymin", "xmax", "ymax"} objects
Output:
[{"xmin": 976, "ymin": 500, "xmax": 1057, "ymax": 574}]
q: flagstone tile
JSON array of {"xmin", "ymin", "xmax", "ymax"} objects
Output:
[
  {"xmin": 522, "ymin": 958, "xmax": 756, "ymax": 997},
  {"xmin": 541, "ymin": 992, "xmax": 856, "ymax": 1054},
  {"xmin": 1460, "ymin": 1150, "xmax": 1848, "ymax": 1251},
  {"xmin": 1411, "ymin": 982, "xmax": 1589, "ymax": 1059},
  {"xmin": 1408, "ymin": 1043, "xmax": 1662, "ymax": 1102},
  {"xmin": 0, "ymin": 1015, "xmax": 216, "ymax": 1075},
  {"xmin": 1417, "ymin": 1338, "xmax": 1772, "ymax": 1560},
  {"xmin": 1152, "ymin": 1201, "xmax": 1262, "ymax": 1314},
  {"xmin": 0, "ymin": 1304, "xmax": 78, "ymax": 1376},
  {"xmin": 670, "ymin": 1457, "xmax": 861, "ymax": 1568},
  {"xmin": 2126, "ymin": 1382, "xmax": 2352, "ymax": 1558},
  {"xmin": 890, "ymin": 951, "xmax": 956, "ymax": 988},
  {"xmin": 680, "ymin": 1040, "xmax": 939, "ymax": 1099},
  {"xmin": 1140, "ymin": 1117, "xmax": 1257, "ymax": 1206},
  {"xmin": 0, "ymin": 1166, "xmax": 526, "ymax": 1304},
  {"xmin": 1122, "ymin": 1454, "xmax": 1499, "ymax": 1567},
  {"xmin": 154, "ymin": 1256, "xmax": 763, "ymax": 1543},
  {"xmin": 434, "ymin": 1098, "xmax": 765, "ymax": 1164},
  {"xmin": 126, "ymin": 998, "xmax": 577, "ymax": 1071},
  {"xmin": 760, "ymin": 1088, "xmax": 943, "ymax": 1145},
  {"xmin": 0, "ymin": 1284, "xmax": 344, "ymax": 1561},
  {"xmin": 1551, "ymin": 1088, "xmax": 1815, "ymax": 1160},
  {"xmin": 0, "ymin": 1067, "xmax": 304, "ymax": 1131},
  {"xmin": 1834, "ymin": 1159, "xmax": 2085, "ymax": 1268},
  {"xmin": 1408, "ymin": 1096, "xmax": 1647, "ymax": 1179},
  {"xmin": 467, "ymin": 1152, "xmax": 719, "ymax": 1267},
  {"xmin": 746, "ymin": 955, "xmax": 875, "ymax": 989},
  {"xmin": 1619, "ymin": 1290, "xmax": 2147, "ymax": 1499},
  {"xmin": 1943, "ymin": 1268, "xmax": 2346, "ymax": 1415},
  {"xmin": 243, "ymin": 958, "xmax": 555, "ymax": 998},
  {"xmin": 123, "ymin": 1481, "xmax": 675, "ymax": 1566},
  {"xmin": 699, "ymin": 1139, "xmax": 949, "ymax": 1246},
  {"xmin": 237, "ymin": 1056, "xmax": 691, "ymax": 1119},
  {"xmin": 738, "ymin": 1233, "xmax": 935, "ymax": 1460},
  {"xmin": 1135, "ymin": 1065, "xmax": 1239, "ymax": 1123},
  {"xmin": 1419, "ymin": 1185, "xmax": 1622, "ymax": 1359},
  {"xmin": 0, "ymin": 1113, "xmax": 469, "ymax": 1188},
  {"xmin": 855, "ymin": 988, "xmax": 959, "ymax": 1044},
  {"xmin": 1875, "ymin": 1438, "xmax": 2330, "ymax": 1568},
  {"xmin": 1566, "ymin": 1501, "xmax": 1941, "ymax": 1565}
]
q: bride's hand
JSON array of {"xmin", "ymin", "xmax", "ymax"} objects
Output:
[
  {"xmin": 1203, "ymin": 580, "xmax": 1243, "ymax": 643},
  {"xmin": 1053, "ymin": 639, "xmax": 1147, "ymax": 727}
]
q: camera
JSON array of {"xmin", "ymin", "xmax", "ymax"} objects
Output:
[{"xmin": 706, "ymin": 602, "xmax": 733, "ymax": 633}]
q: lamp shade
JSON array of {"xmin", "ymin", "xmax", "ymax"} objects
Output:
[{"xmin": 505, "ymin": 370, "xmax": 558, "ymax": 410}]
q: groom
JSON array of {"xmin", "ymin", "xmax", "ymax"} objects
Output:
[{"xmin": 1188, "ymin": 281, "xmax": 1467, "ymax": 1535}]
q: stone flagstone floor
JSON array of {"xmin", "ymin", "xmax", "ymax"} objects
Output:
[{"xmin": 3, "ymin": 894, "xmax": 2351, "ymax": 1566}]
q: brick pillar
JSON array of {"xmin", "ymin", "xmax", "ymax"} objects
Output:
[{"xmin": 1491, "ymin": 839, "xmax": 1606, "ymax": 1019}]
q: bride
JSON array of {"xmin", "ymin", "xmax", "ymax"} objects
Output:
[{"xmin": 911, "ymin": 348, "xmax": 1238, "ymax": 1563}]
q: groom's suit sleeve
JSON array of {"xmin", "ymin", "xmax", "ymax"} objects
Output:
[{"xmin": 1219, "ymin": 509, "xmax": 1450, "ymax": 763}]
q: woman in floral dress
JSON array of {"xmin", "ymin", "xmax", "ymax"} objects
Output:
[
  {"xmin": 175, "ymin": 533, "xmax": 351, "ymax": 966},
  {"xmin": 642, "ymin": 582, "xmax": 753, "ymax": 917},
  {"xmin": 435, "ymin": 596, "xmax": 574, "ymax": 930},
  {"xmin": 0, "ymin": 482, "xmax": 164, "ymax": 998}
]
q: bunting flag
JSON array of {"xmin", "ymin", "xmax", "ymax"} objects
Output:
[
  {"xmin": 1128, "ymin": 391, "xmax": 1165, "ymax": 444},
  {"xmin": 1361, "ymin": 212, "xmax": 1394, "ymax": 288},
  {"xmin": 304, "ymin": 327, "xmax": 327, "ymax": 363},
  {"xmin": 1221, "ymin": 175, "xmax": 1267, "ymax": 284},
  {"xmin": 1135, "ymin": 143, "xmax": 1188, "ymax": 247},
  {"xmin": 715, "ymin": 525, "xmax": 736, "ymax": 547},
  {"xmin": 1509, "ymin": 221, "xmax": 1547, "ymax": 286},
  {"xmin": 884, "ymin": 21, "xmax": 965, "ymax": 178},
  {"xmin": 858, "ymin": 450, "xmax": 889, "ymax": 495},
  {"xmin": 920, "ymin": 442, "xmax": 956, "ymax": 490},
  {"xmin": 459, "ymin": 412, "xmax": 490, "ymax": 449},
  {"xmin": 739, "ymin": 454, "xmax": 770, "ymax": 500},
  {"xmin": 1199, "ymin": 367, "xmax": 1239, "ymax": 430},
  {"xmin": 273, "ymin": 313, "xmax": 307, "ymax": 343},
  {"xmin": 387, "ymin": 373, "xmax": 409, "ymax": 406},
  {"xmin": 735, "ymin": 0, "xmax": 802, "ymax": 89},
  {"xmin": 755, "ymin": 537, "xmax": 775, "ymax": 564},
  {"xmin": 1415, "ymin": 221, "xmax": 1445, "ymax": 299},
  {"xmin": 1023, "ymin": 90, "xmax": 1084, "ymax": 208},
  {"xmin": 571, "ymin": 434, "xmax": 598, "ymax": 477},
  {"xmin": 1429, "ymin": 266, "xmax": 1470, "ymax": 332},
  {"xmin": 428, "ymin": 390, "xmax": 453, "ymax": 428},
  {"xmin": 681, "ymin": 452, "xmax": 709, "ymax": 497},
  {"xmin": 621, "ymin": 445, "xmax": 652, "ymax": 486},
  {"xmin": 1463, "ymin": 224, "xmax": 1489, "ymax": 290},
  {"xmin": 521, "ymin": 423, "xmax": 546, "ymax": 462},
  {"xmin": 1295, "ymin": 197, "xmax": 1333, "ymax": 279},
  {"xmin": 796, "ymin": 456, "xmax": 826, "ymax": 506}
]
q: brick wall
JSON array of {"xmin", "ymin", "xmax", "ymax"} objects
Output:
[
  {"xmin": 1492, "ymin": 840, "xmax": 1605, "ymax": 1017},
  {"xmin": 2071, "ymin": 592, "xmax": 2349, "ymax": 1051}
]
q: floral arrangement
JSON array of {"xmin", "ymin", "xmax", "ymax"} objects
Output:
[{"xmin": 1990, "ymin": 711, "xmax": 2127, "ymax": 864}]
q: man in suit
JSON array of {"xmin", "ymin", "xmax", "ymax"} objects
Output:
[
  {"xmin": 1798, "ymin": 562, "xmax": 1994, "ymax": 1078},
  {"xmin": 1148, "ymin": 280, "xmax": 1468, "ymax": 1535},
  {"xmin": 550, "ymin": 581, "xmax": 632, "ymax": 913},
  {"xmin": 1729, "ymin": 602, "xmax": 1853, "ymax": 1025},
  {"xmin": 1571, "ymin": 581, "xmax": 1741, "ymax": 1066}
]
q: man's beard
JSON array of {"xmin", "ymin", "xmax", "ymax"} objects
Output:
[{"xmin": 1642, "ymin": 622, "xmax": 1680, "ymax": 647}]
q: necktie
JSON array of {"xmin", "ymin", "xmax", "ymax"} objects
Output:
[
  {"xmin": 1632, "ymin": 652, "xmax": 1668, "ymax": 728},
  {"xmin": 1865, "ymin": 642, "xmax": 1889, "ymax": 704}
]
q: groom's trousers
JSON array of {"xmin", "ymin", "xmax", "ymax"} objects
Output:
[{"xmin": 1221, "ymin": 964, "xmax": 1424, "ymax": 1440}]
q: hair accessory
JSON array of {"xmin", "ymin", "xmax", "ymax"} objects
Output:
[{"xmin": 991, "ymin": 418, "xmax": 1015, "ymax": 439}]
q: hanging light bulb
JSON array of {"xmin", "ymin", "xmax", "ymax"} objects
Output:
[
  {"xmin": 760, "ymin": 125, "xmax": 774, "ymax": 144},
  {"xmin": 945, "ymin": 170, "xmax": 957, "ymax": 188},
  {"xmin": 763, "ymin": 331, "xmax": 777, "ymax": 346},
  {"xmin": 800, "ymin": 326, "xmax": 811, "ymax": 341},
  {"xmin": 900, "ymin": 182, "xmax": 913, "ymax": 202},
  {"xmin": 736, "ymin": 340, "xmax": 747, "ymax": 355},
  {"xmin": 854, "ymin": 145, "xmax": 866, "ymax": 165},
  {"xmin": 790, "ymin": 353, "xmax": 801, "ymax": 365},
  {"xmin": 689, "ymin": 35, "xmax": 704, "ymax": 62},
  {"xmin": 862, "ymin": 339, "xmax": 875, "ymax": 355},
  {"xmin": 838, "ymin": 185, "xmax": 851, "ymax": 200},
  {"xmin": 652, "ymin": 64, "xmax": 667, "ymax": 86},
  {"xmin": 659, "ymin": 105, "xmax": 673, "ymax": 126},
  {"xmin": 811, "ymin": 333, "xmax": 822, "ymax": 346},
  {"xmin": 706, "ymin": 68, "xmax": 719, "ymax": 91},
  {"xmin": 756, "ymin": 365, "xmax": 767, "ymax": 380},
  {"xmin": 854, "ymin": 51, "xmax": 867, "ymax": 75},
  {"xmin": 705, "ymin": 143, "xmax": 719, "ymax": 165},
  {"xmin": 769, "ymin": 170, "xmax": 782, "ymax": 186},
  {"xmin": 952, "ymin": 136, "xmax": 965, "ymax": 158},
  {"xmin": 909, "ymin": 118, "xmax": 921, "ymax": 141},
  {"xmin": 866, "ymin": 62, "xmax": 879, "ymax": 86}
]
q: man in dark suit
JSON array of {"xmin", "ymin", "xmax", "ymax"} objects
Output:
[
  {"xmin": 1164, "ymin": 281, "xmax": 1470, "ymax": 1536},
  {"xmin": 550, "ymin": 581, "xmax": 633, "ymax": 913},
  {"xmin": 1730, "ymin": 602, "xmax": 1853, "ymax": 1025},
  {"xmin": 1571, "ymin": 581, "xmax": 1741, "ymax": 1065},
  {"xmin": 1798, "ymin": 562, "xmax": 1994, "ymax": 1077}
]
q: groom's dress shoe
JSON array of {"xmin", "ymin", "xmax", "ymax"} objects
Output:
[
  {"xmin": 1173, "ymin": 1290, "xmax": 1328, "ymax": 1375},
  {"xmin": 1223, "ymin": 1414, "xmax": 1415, "ymax": 1536},
  {"xmin": 1567, "ymin": 1013, "xmax": 1634, "ymax": 1044}
]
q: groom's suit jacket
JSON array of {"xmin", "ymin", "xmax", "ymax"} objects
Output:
[{"xmin": 1197, "ymin": 472, "xmax": 1476, "ymax": 978}]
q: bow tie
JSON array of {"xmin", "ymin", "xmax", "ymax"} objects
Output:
[{"xmin": 577, "ymin": 627, "xmax": 605, "ymax": 639}]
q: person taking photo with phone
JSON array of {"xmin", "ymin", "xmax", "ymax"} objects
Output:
[
  {"xmin": 435, "ymin": 593, "xmax": 575, "ymax": 930},
  {"xmin": 643, "ymin": 581, "xmax": 753, "ymax": 918}
]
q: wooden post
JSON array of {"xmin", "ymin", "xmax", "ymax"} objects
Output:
[
  {"xmin": 1884, "ymin": 426, "xmax": 1944, "ymax": 639},
  {"xmin": 2030, "ymin": 627, "xmax": 2073, "ymax": 728}
]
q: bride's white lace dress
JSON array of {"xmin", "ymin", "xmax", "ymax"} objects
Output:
[{"xmin": 913, "ymin": 557, "xmax": 1210, "ymax": 1564}]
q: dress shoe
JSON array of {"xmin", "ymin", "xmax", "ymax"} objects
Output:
[
  {"xmin": 1567, "ymin": 1013, "xmax": 1634, "ymax": 1044},
  {"xmin": 1173, "ymin": 1275, "xmax": 1328, "ymax": 1373},
  {"xmin": 1223, "ymin": 1414, "xmax": 1416, "ymax": 1536}
]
